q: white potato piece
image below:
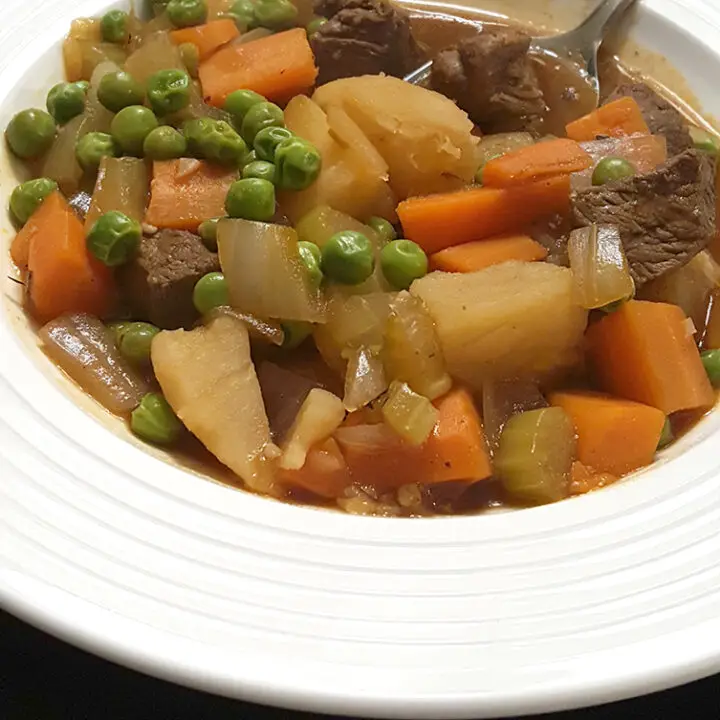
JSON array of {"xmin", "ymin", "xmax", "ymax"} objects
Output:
[
  {"xmin": 280, "ymin": 389, "xmax": 346, "ymax": 470},
  {"xmin": 152, "ymin": 315, "xmax": 278, "ymax": 495},
  {"xmin": 313, "ymin": 75, "xmax": 479, "ymax": 200},
  {"xmin": 411, "ymin": 261, "xmax": 588, "ymax": 388},
  {"xmin": 281, "ymin": 96, "xmax": 396, "ymax": 223},
  {"xmin": 639, "ymin": 250, "xmax": 720, "ymax": 331}
]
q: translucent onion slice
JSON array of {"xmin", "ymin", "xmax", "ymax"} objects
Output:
[
  {"xmin": 218, "ymin": 219, "xmax": 326, "ymax": 323},
  {"xmin": 86, "ymin": 157, "xmax": 149, "ymax": 229},
  {"xmin": 568, "ymin": 224, "xmax": 635, "ymax": 310},
  {"xmin": 343, "ymin": 346, "xmax": 388, "ymax": 412},
  {"xmin": 40, "ymin": 313, "xmax": 149, "ymax": 415}
]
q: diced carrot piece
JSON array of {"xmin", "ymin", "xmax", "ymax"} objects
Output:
[
  {"xmin": 586, "ymin": 300, "xmax": 715, "ymax": 415},
  {"xmin": 549, "ymin": 390, "xmax": 666, "ymax": 476},
  {"xmin": 144, "ymin": 160, "xmax": 238, "ymax": 232},
  {"xmin": 429, "ymin": 234, "xmax": 548, "ymax": 273},
  {"xmin": 482, "ymin": 138, "xmax": 592, "ymax": 188},
  {"xmin": 397, "ymin": 176, "xmax": 570, "ymax": 255},
  {"xmin": 26, "ymin": 192, "xmax": 115, "ymax": 323},
  {"xmin": 199, "ymin": 28, "xmax": 318, "ymax": 107},
  {"xmin": 337, "ymin": 388, "xmax": 492, "ymax": 491},
  {"xmin": 566, "ymin": 97, "xmax": 650, "ymax": 142},
  {"xmin": 278, "ymin": 438, "xmax": 353, "ymax": 499},
  {"xmin": 170, "ymin": 19, "xmax": 240, "ymax": 61},
  {"xmin": 11, "ymin": 193, "xmax": 57, "ymax": 269}
]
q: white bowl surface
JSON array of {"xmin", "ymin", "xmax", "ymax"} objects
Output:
[{"xmin": 3, "ymin": 0, "xmax": 720, "ymax": 717}]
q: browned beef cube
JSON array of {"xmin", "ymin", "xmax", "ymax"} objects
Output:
[
  {"xmin": 431, "ymin": 27, "xmax": 546, "ymax": 134},
  {"xmin": 609, "ymin": 82, "xmax": 693, "ymax": 156},
  {"xmin": 119, "ymin": 229, "xmax": 220, "ymax": 330},
  {"xmin": 572, "ymin": 149, "xmax": 716, "ymax": 287},
  {"xmin": 311, "ymin": 0, "xmax": 424, "ymax": 85}
]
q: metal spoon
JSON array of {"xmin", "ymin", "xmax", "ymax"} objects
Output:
[{"xmin": 403, "ymin": 0, "xmax": 638, "ymax": 105}]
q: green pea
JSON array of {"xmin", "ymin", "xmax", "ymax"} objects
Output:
[
  {"xmin": 701, "ymin": 349, "xmax": 720, "ymax": 387},
  {"xmin": 274, "ymin": 137, "xmax": 322, "ymax": 191},
  {"xmin": 367, "ymin": 216, "xmax": 396, "ymax": 244},
  {"xmin": 306, "ymin": 16, "xmax": 328, "ymax": 37},
  {"xmin": 76, "ymin": 131, "xmax": 119, "ymax": 170},
  {"xmin": 183, "ymin": 117, "xmax": 214, "ymax": 157},
  {"xmin": 147, "ymin": 69, "xmax": 191, "ymax": 116},
  {"xmin": 198, "ymin": 218, "xmax": 221, "ymax": 251},
  {"xmin": 240, "ymin": 101, "xmax": 284, "ymax": 145},
  {"xmin": 107, "ymin": 320, "xmax": 132, "ymax": 342},
  {"xmin": 143, "ymin": 125, "xmax": 188, "ymax": 160},
  {"xmin": 281, "ymin": 321, "xmax": 313, "ymax": 349},
  {"xmin": 87, "ymin": 210, "xmax": 142, "ymax": 267},
  {"xmin": 254, "ymin": 126, "xmax": 293, "ymax": 162},
  {"xmin": 197, "ymin": 119, "xmax": 248, "ymax": 165},
  {"xmin": 46, "ymin": 82, "xmax": 86, "ymax": 125},
  {"xmin": 380, "ymin": 239, "xmax": 428, "ymax": 290},
  {"xmin": 97, "ymin": 71, "xmax": 145, "ymax": 113},
  {"xmin": 193, "ymin": 272, "xmax": 230, "ymax": 314},
  {"xmin": 225, "ymin": 178, "xmax": 276, "ymax": 221},
  {"xmin": 224, "ymin": 89, "xmax": 265, "ymax": 126},
  {"xmin": 254, "ymin": 0, "xmax": 298, "ymax": 29},
  {"xmin": 225, "ymin": 0, "xmax": 256, "ymax": 29},
  {"xmin": 101, "ymin": 9, "xmax": 129, "ymax": 44},
  {"xmin": 111, "ymin": 106, "xmax": 159, "ymax": 156},
  {"xmin": 321, "ymin": 230, "xmax": 375, "ymax": 285},
  {"xmin": 10, "ymin": 178, "xmax": 58, "ymax": 225},
  {"xmin": 298, "ymin": 240, "xmax": 323, "ymax": 288},
  {"xmin": 242, "ymin": 160, "xmax": 277, "ymax": 183},
  {"xmin": 657, "ymin": 418, "xmax": 674, "ymax": 450},
  {"xmin": 167, "ymin": 0, "xmax": 208, "ymax": 27},
  {"xmin": 690, "ymin": 126, "xmax": 719, "ymax": 156},
  {"xmin": 131, "ymin": 392, "xmax": 183, "ymax": 445},
  {"xmin": 592, "ymin": 156, "xmax": 636, "ymax": 186},
  {"xmin": 5, "ymin": 109, "xmax": 56, "ymax": 159},
  {"xmin": 117, "ymin": 322, "xmax": 161, "ymax": 364},
  {"xmin": 179, "ymin": 42, "xmax": 200, "ymax": 78}
]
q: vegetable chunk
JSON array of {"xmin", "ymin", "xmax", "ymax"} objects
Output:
[
  {"xmin": 549, "ymin": 391, "xmax": 666, "ymax": 476},
  {"xmin": 152, "ymin": 314, "xmax": 277, "ymax": 494},
  {"xmin": 411, "ymin": 261, "xmax": 588, "ymax": 388}
]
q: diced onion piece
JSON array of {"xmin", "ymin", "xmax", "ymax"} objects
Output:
[
  {"xmin": 40, "ymin": 313, "xmax": 149, "ymax": 415},
  {"xmin": 206, "ymin": 307, "xmax": 284, "ymax": 346},
  {"xmin": 86, "ymin": 158, "xmax": 149, "ymax": 229},
  {"xmin": 314, "ymin": 291, "xmax": 392, "ymax": 374},
  {"xmin": 382, "ymin": 380, "xmax": 438, "ymax": 446},
  {"xmin": 280, "ymin": 389, "xmax": 346, "ymax": 470},
  {"xmin": 343, "ymin": 346, "xmax": 388, "ymax": 412},
  {"xmin": 231, "ymin": 28, "xmax": 274, "ymax": 46},
  {"xmin": 568, "ymin": 224, "xmax": 635, "ymax": 310},
  {"xmin": 476, "ymin": 132, "xmax": 535, "ymax": 169},
  {"xmin": 495, "ymin": 407, "xmax": 577, "ymax": 505},
  {"xmin": 383, "ymin": 291, "xmax": 451, "ymax": 400},
  {"xmin": 42, "ymin": 116, "xmax": 85, "ymax": 195},
  {"xmin": 218, "ymin": 219, "xmax": 326, "ymax": 323},
  {"xmin": 481, "ymin": 379, "xmax": 548, "ymax": 455}
]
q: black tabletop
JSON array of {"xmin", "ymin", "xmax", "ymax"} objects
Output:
[{"xmin": 2, "ymin": 609, "xmax": 719, "ymax": 719}]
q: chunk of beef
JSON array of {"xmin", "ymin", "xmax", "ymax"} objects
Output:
[
  {"xmin": 431, "ymin": 27, "xmax": 546, "ymax": 134},
  {"xmin": 609, "ymin": 82, "xmax": 693, "ymax": 156},
  {"xmin": 572, "ymin": 149, "xmax": 716, "ymax": 287},
  {"xmin": 311, "ymin": 0, "xmax": 423, "ymax": 85},
  {"xmin": 119, "ymin": 229, "xmax": 220, "ymax": 330}
]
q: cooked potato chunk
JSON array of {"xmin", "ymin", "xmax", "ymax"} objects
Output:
[
  {"xmin": 152, "ymin": 315, "xmax": 278, "ymax": 495},
  {"xmin": 313, "ymin": 75, "xmax": 479, "ymax": 200},
  {"xmin": 281, "ymin": 95, "xmax": 396, "ymax": 223},
  {"xmin": 411, "ymin": 261, "xmax": 588, "ymax": 388}
]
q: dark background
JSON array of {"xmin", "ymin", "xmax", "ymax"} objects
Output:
[{"xmin": 2, "ymin": 610, "xmax": 720, "ymax": 719}]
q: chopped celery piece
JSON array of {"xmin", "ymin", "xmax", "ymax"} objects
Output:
[
  {"xmin": 495, "ymin": 407, "xmax": 576, "ymax": 505},
  {"xmin": 382, "ymin": 380, "xmax": 438, "ymax": 446}
]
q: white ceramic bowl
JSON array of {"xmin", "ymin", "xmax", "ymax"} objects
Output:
[{"xmin": 3, "ymin": 0, "xmax": 720, "ymax": 717}]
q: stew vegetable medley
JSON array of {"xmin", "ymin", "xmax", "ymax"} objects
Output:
[{"xmin": 7, "ymin": 0, "xmax": 720, "ymax": 516}]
